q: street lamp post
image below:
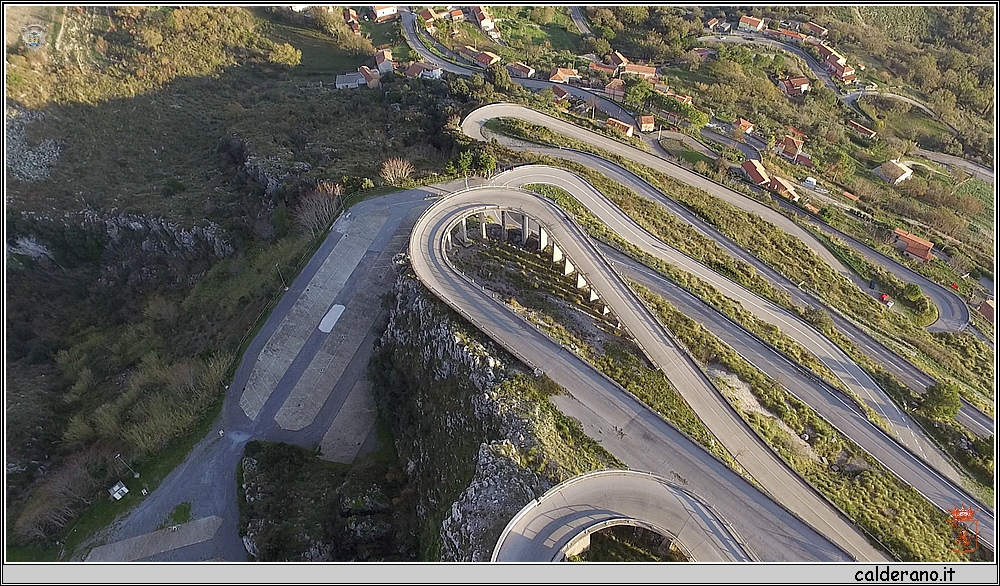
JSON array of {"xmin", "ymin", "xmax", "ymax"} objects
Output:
[
  {"xmin": 276, "ymin": 263, "xmax": 289, "ymax": 291},
  {"xmin": 116, "ymin": 453, "xmax": 140, "ymax": 478}
]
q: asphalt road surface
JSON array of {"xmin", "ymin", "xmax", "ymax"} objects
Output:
[
  {"xmin": 411, "ymin": 184, "xmax": 884, "ymax": 561},
  {"xmin": 492, "ymin": 470, "xmax": 756, "ymax": 562}
]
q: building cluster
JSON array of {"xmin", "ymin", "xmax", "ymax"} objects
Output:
[
  {"xmin": 420, "ymin": 6, "xmax": 497, "ymax": 39},
  {"xmin": 715, "ymin": 14, "xmax": 858, "ymax": 86}
]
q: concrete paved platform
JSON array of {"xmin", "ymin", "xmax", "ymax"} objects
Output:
[
  {"xmin": 239, "ymin": 208, "xmax": 391, "ymax": 420},
  {"xmin": 85, "ymin": 516, "xmax": 223, "ymax": 562},
  {"xmin": 273, "ymin": 207, "xmax": 418, "ymax": 431},
  {"xmin": 319, "ymin": 380, "xmax": 377, "ymax": 463}
]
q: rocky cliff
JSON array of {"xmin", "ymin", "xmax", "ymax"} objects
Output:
[{"xmin": 371, "ymin": 272, "xmax": 621, "ymax": 561}]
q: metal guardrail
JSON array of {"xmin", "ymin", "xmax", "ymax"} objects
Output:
[{"xmin": 491, "ymin": 468, "xmax": 760, "ymax": 563}]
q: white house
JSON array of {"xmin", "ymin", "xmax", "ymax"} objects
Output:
[
  {"xmin": 336, "ymin": 72, "xmax": 366, "ymax": 89},
  {"xmin": 372, "ymin": 5, "xmax": 398, "ymax": 22},
  {"xmin": 375, "ymin": 49, "xmax": 394, "ymax": 75}
]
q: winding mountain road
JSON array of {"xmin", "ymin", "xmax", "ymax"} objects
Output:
[{"xmin": 411, "ymin": 183, "xmax": 880, "ymax": 561}]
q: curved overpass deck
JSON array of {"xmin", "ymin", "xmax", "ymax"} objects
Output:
[{"xmin": 492, "ymin": 470, "xmax": 757, "ymax": 562}]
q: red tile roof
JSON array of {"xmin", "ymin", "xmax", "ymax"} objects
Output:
[{"xmin": 741, "ymin": 159, "xmax": 770, "ymax": 185}]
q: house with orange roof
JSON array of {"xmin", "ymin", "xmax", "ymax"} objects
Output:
[
  {"xmin": 738, "ymin": 15, "xmax": 765, "ymax": 32},
  {"xmin": 892, "ymin": 228, "xmax": 934, "ymax": 263},
  {"xmin": 549, "ymin": 67, "xmax": 580, "ymax": 84},
  {"xmin": 605, "ymin": 78, "xmax": 625, "ymax": 100},
  {"xmin": 735, "ymin": 118, "xmax": 754, "ymax": 134},
  {"xmin": 769, "ymin": 176, "xmax": 799, "ymax": 201},
  {"xmin": 741, "ymin": 159, "xmax": 771, "ymax": 186},
  {"xmin": 621, "ymin": 63, "xmax": 658, "ymax": 79},
  {"xmin": 639, "ymin": 115, "xmax": 656, "ymax": 133},
  {"xmin": 605, "ymin": 117, "xmax": 635, "ymax": 137},
  {"xmin": 778, "ymin": 76, "xmax": 810, "ymax": 97}
]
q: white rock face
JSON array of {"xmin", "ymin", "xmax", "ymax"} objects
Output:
[
  {"xmin": 6, "ymin": 104, "xmax": 61, "ymax": 183},
  {"xmin": 8, "ymin": 235, "xmax": 53, "ymax": 259},
  {"xmin": 439, "ymin": 442, "xmax": 550, "ymax": 562},
  {"xmin": 379, "ymin": 275, "xmax": 550, "ymax": 561}
]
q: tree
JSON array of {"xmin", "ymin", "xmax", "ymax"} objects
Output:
[
  {"xmin": 582, "ymin": 36, "xmax": 612, "ymax": 58},
  {"xmin": 294, "ymin": 182, "xmax": 342, "ymax": 235},
  {"xmin": 379, "ymin": 157, "xmax": 414, "ymax": 186},
  {"xmin": 921, "ymin": 382, "xmax": 961, "ymax": 420},
  {"xmin": 269, "ymin": 42, "xmax": 301, "ymax": 67},
  {"xmin": 623, "ymin": 76, "xmax": 652, "ymax": 109},
  {"xmin": 485, "ymin": 62, "xmax": 512, "ymax": 93},
  {"xmin": 902, "ymin": 282, "xmax": 922, "ymax": 302}
]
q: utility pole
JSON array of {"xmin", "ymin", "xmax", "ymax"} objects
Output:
[
  {"xmin": 116, "ymin": 454, "xmax": 139, "ymax": 478},
  {"xmin": 276, "ymin": 263, "xmax": 288, "ymax": 291}
]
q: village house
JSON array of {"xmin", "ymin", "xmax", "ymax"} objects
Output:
[
  {"xmin": 549, "ymin": 67, "xmax": 581, "ymax": 84},
  {"xmin": 475, "ymin": 50, "xmax": 500, "ymax": 67},
  {"xmin": 335, "ymin": 71, "xmax": 367, "ymax": 89},
  {"xmin": 639, "ymin": 115, "xmax": 656, "ymax": 133},
  {"xmin": 605, "ymin": 117, "xmax": 635, "ymax": 137},
  {"xmin": 778, "ymin": 29, "xmax": 806, "ymax": 44},
  {"xmin": 551, "ymin": 85, "xmax": 571, "ymax": 103},
  {"xmin": 418, "ymin": 7, "xmax": 439, "ymax": 27},
  {"xmin": 735, "ymin": 118, "xmax": 754, "ymax": 135},
  {"xmin": 588, "ymin": 61, "xmax": 617, "ymax": 75},
  {"xmin": 472, "ymin": 6, "xmax": 494, "ymax": 32},
  {"xmin": 375, "ymin": 49, "xmax": 394, "ymax": 75},
  {"xmin": 781, "ymin": 136, "xmax": 804, "ymax": 154},
  {"xmin": 847, "ymin": 120, "xmax": 877, "ymax": 140},
  {"xmin": 607, "ymin": 51, "xmax": 629, "ymax": 69},
  {"xmin": 372, "ymin": 6, "xmax": 398, "ymax": 23},
  {"xmin": 653, "ymin": 85, "xmax": 694, "ymax": 105},
  {"xmin": 605, "ymin": 78, "xmax": 625, "ymax": 100},
  {"xmin": 978, "ymin": 299, "xmax": 994, "ymax": 325},
  {"xmin": 459, "ymin": 45, "xmax": 480, "ymax": 61},
  {"xmin": 448, "ymin": 9, "xmax": 465, "ymax": 22},
  {"xmin": 816, "ymin": 43, "xmax": 846, "ymax": 66},
  {"xmin": 506, "ymin": 62, "xmax": 535, "ymax": 79},
  {"xmin": 741, "ymin": 159, "xmax": 771, "ymax": 186},
  {"xmin": 829, "ymin": 60, "xmax": 856, "ymax": 83},
  {"xmin": 705, "ymin": 17, "xmax": 721, "ymax": 31},
  {"xmin": 892, "ymin": 228, "xmax": 934, "ymax": 263},
  {"xmin": 738, "ymin": 15, "xmax": 765, "ymax": 32},
  {"xmin": 769, "ymin": 176, "xmax": 800, "ymax": 202},
  {"xmin": 358, "ymin": 65, "xmax": 380, "ymax": 89},
  {"xmin": 778, "ymin": 76, "xmax": 810, "ymax": 97},
  {"xmin": 343, "ymin": 8, "xmax": 358, "ymax": 25},
  {"xmin": 621, "ymin": 63, "xmax": 658, "ymax": 80},
  {"xmin": 802, "ymin": 21, "xmax": 828, "ymax": 37},
  {"xmin": 404, "ymin": 62, "xmax": 442, "ymax": 79},
  {"xmin": 691, "ymin": 47, "xmax": 717, "ymax": 59},
  {"xmin": 804, "ymin": 203, "xmax": 821, "ymax": 214},
  {"xmin": 878, "ymin": 159, "xmax": 914, "ymax": 185},
  {"xmin": 841, "ymin": 190, "xmax": 860, "ymax": 202}
]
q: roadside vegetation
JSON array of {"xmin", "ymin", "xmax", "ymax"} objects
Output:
[
  {"xmin": 237, "ymin": 438, "xmax": 418, "ymax": 561},
  {"xmin": 635, "ymin": 284, "xmax": 974, "ymax": 562}
]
